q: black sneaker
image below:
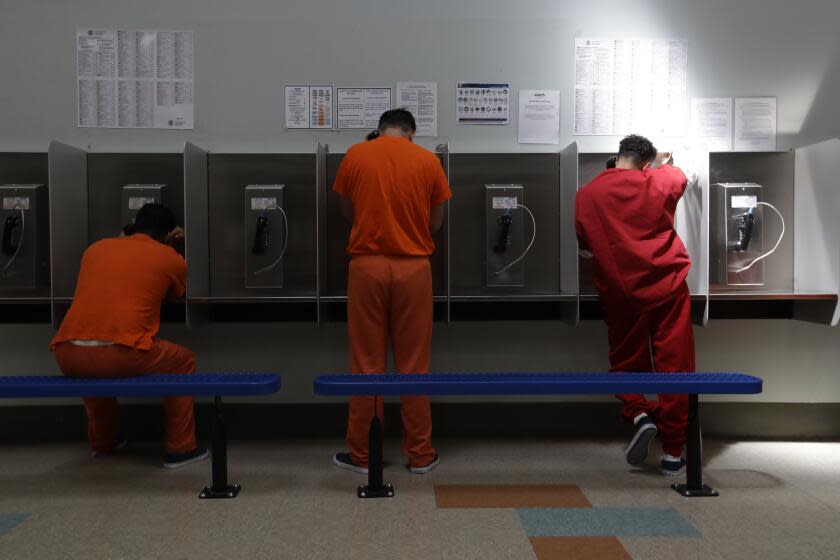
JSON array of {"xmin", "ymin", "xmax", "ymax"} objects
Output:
[
  {"xmin": 90, "ymin": 437, "xmax": 128, "ymax": 459},
  {"xmin": 163, "ymin": 447, "xmax": 209, "ymax": 469},
  {"xmin": 409, "ymin": 454, "xmax": 440, "ymax": 474},
  {"xmin": 333, "ymin": 452, "xmax": 368, "ymax": 474},
  {"xmin": 661, "ymin": 456, "xmax": 687, "ymax": 476},
  {"xmin": 625, "ymin": 414, "xmax": 657, "ymax": 466}
]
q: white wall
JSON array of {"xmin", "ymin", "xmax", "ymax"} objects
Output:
[
  {"xmin": 1, "ymin": 0, "xmax": 839, "ymax": 405},
  {"xmin": 1, "ymin": 0, "xmax": 839, "ymax": 153}
]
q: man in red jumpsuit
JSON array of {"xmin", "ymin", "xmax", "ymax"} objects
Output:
[{"xmin": 575, "ymin": 134, "xmax": 695, "ymax": 475}]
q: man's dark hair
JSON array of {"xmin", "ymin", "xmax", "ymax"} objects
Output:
[
  {"xmin": 618, "ymin": 134, "xmax": 657, "ymax": 165},
  {"xmin": 377, "ymin": 108, "xmax": 416, "ymax": 134},
  {"xmin": 133, "ymin": 203, "xmax": 176, "ymax": 240}
]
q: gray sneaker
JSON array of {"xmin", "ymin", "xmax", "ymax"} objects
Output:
[
  {"xmin": 409, "ymin": 454, "xmax": 440, "ymax": 474},
  {"xmin": 163, "ymin": 447, "xmax": 209, "ymax": 469},
  {"xmin": 333, "ymin": 452, "xmax": 368, "ymax": 475},
  {"xmin": 625, "ymin": 414, "xmax": 657, "ymax": 466}
]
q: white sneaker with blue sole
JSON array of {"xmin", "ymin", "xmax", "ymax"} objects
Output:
[{"xmin": 661, "ymin": 455, "xmax": 687, "ymax": 476}]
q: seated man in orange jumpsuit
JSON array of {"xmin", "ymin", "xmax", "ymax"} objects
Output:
[
  {"xmin": 575, "ymin": 134, "xmax": 695, "ymax": 476},
  {"xmin": 332, "ymin": 108, "xmax": 451, "ymax": 475},
  {"xmin": 51, "ymin": 204, "xmax": 207, "ymax": 469}
]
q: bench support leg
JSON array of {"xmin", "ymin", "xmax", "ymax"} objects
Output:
[
  {"xmin": 358, "ymin": 410, "xmax": 394, "ymax": 499},
  {"xmin": 672, "ymin": 394, "xmax": 718, "ymax": 497},
  {"xmin": 199, "ymin": 396, "xmax": 241, "ymax": 499}
]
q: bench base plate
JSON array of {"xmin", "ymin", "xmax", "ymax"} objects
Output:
[
  {"xmin": 358, "ymin": 483, "xmax": 394, "ymax": 499},
  {"xmin": 671, "ymin": 483, "xmax": 718, "ymax": 497},
  {"xmin": 199, "ymin": 483, "xmax": 241, "ymax": 499}
]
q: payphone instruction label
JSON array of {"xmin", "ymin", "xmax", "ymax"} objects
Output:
[
  {"xmin": 492, "ymin": 196, "xmax": 518, "ymax": 210},
  {"xmin": 128, "ymin": 196, "xmax": 156, "ymax": 210},
  {"xmin": 731, "ymin": 195, "xmax": 757, "ymax": 209},
  {"xmin": 250, "ymin": 197, "xmax": 278, "ymax": 210},
  {"xmin": 3, "ymin": 197, "xmax": 30, "ymax": 210}
]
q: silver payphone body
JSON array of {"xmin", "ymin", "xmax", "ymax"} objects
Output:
[
  {"xmin": 485, "ymin": 184, "xmax": 526, "ymax": 288},
  {"xmin": 711, "ymin": 182, "xmax": 764, "ymax": 287},
  {"xmin": 121, "ymin": 184, "xmax": 165, "ymax": 228},
  {"xmin": 245, "ymin": 185, "xmax": 286, "ymax": 288},
  {"xmin": 1, "ymin": 184, "xmax": 48, "ymax": 289}
]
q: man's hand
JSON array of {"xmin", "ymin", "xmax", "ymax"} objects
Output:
[
  {"xmin": 165, "ymin": 226, "xmax": 185, "ymax": 246},
  {"xmin": 339, "ymin": 196, "xmax": 354, "ymax": 224},
  {"xmin": 653, "ymin": 151, "xmax": 673, "ymax": 167},
  {"xmin": 429, "ymin": 203, "xmax": 445, "ymax": 234}
]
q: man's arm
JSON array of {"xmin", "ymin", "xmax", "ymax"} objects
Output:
[
  {"xmin": 165, "ymin": 288, "xmax": 185, "ymax": 303},
  {"xmin": 333, "ymin": 153, "xmax": 356, "ymax": 225},
  {"xmin": 429, "ymin": 203, "xmax": 445, "ymax": 234},
  {"xmin": 657, "ymin": 147, "xmax": 700, "ymax": 195},
  {"xmin": 575, "ymin": 203, "xmax": 593, "ymax": 259},
  {"xmin": 339, "ymin": 195, "xmax": 354, "ymax": 224},
  {"xmin": 429, "ymin": 157, "xmax": 452, "ymax": 234},
  {"xmin": 164, "ymin": 232, "xmax": 188, "ymax": 302}
]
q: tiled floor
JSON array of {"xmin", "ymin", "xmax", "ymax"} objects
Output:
[{"xmin": 1, "ymin": 438, "xmax": 839, "ymax": 559}]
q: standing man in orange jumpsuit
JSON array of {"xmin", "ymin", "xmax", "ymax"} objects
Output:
[
  {"xmin": 575, "ymin": 135, "xmax": 695, "ymax": 476},
  {"xmin": 51, "ymin": 204, "xmax": 207, "ymax": 469},
  {"xmin": 332, "ymin": 108, "xmax": 451, "ymax": 475}
]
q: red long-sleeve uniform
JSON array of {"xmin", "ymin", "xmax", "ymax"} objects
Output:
[
  {"xmin": 575, "ymin": 164, "xmax": 691, "ymax": 311},
  {"xmin": 575, "ymin": 164, "xmax": 695, "ymax": 457}
]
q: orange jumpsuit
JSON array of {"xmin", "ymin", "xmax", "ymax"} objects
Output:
[
  {"xmin": 50, "ymin": 234, "xmax": 196, "ymax": 455},
  {"xmin": 333, "ymin": 135, "xmax": 452, "ymax": 468}
]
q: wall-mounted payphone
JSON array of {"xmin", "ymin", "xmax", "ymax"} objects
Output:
[
  {"xmin": 1, "ymin": 184, "xmax": 48, "ymax": 288},
  {"xmin": 711, "ymin": 183, "xmax": 785, "ymax": 287},
  {"xmin": 485, "ymin": 184, "xmax": 535, "ymax": 288},
  {"xmin": 245, "ymin": 185, "xmax": 287, "ymax": 288},
  {"xmin": 121, "ymin": 184, "xmax": 165, "ymax": 229}
]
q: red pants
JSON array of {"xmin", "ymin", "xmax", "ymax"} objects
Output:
[
  {"xmin": 603, "ymin": 283, "xmax": 695, "ymax": 457},
  {"xmin": 53, "ymin": 339, "xmax": 197, "ymax": 454},
  {"xmin": 345, "ymin": 255, "xmax": 437, "ymax": 469}
]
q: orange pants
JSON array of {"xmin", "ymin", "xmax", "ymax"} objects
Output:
[
  {"xmin": 53, "ymin": 339, "xmax": 197, "ymax": 454},
  {"xmin": 346, "ymin": 255, "xmax": 437, "ymax": 468},
  {"xmin": 603, "ymin": 282, "xmax": 695, "ymax": 457}
]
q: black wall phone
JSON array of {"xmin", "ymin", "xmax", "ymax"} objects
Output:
[
  {"xmin": 2, "ymin": 214, "xmax": 21, "ymax": 256},
  {"xmin": 728, "ymin": 207, "xmax": 755, "ymax": 253},
  {"xmin": 252, "ymin": 213, "xmax": 271, "ymax": 255},
  {"xmin": 494, "ymin": 212, "xmax": 512, "ymax": 254}
]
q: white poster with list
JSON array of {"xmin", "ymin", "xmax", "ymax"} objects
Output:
[
  {"xmin": 76, "ymin": 29, "xmax": 194, "ymax": 129},
  {"xmin": 574, "ymin": 38, "xmax": 687, "ymax": 136}
]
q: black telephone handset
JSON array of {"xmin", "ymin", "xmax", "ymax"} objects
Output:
[
  {"xmin": 728, "ymin": 207, "xmax": 755, "ymax": 253},
  {"xmin": 494, "ymin": 213, "xmax": 512, "ymax": 254},
  {"xmin": 252, "ymin": 214, "xmax": 271, "ymax": 255},
  {"xmin": 2, "ymin": 214, "xmax": 21, "ymax": 256}
]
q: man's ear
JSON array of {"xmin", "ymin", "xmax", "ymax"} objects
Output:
[{"xmin": 409, "ymin": 131, "xmax": 416, "ymax": 143}]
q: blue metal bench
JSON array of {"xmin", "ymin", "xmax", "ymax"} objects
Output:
[
  {"xmin": 0, "ymin": 373, "xmax": 280, "ymax": 499},
  {"xmin": 314, "ymin": 372, "xmax": 763, "ymax": 499}
]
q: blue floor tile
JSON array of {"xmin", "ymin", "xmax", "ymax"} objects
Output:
[
  {"xmin": 0, "ymin": 514, "xmax": 28, "ymax": 536},
  {"xmin": 518, "ymin": 507, "xmax": 700, "ymax": 538}
]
